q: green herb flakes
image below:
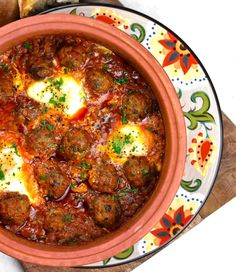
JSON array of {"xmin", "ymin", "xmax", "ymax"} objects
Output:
[
  {"xmin": 40, "ymin": 175, "xmax": 47, "ymax": 180},
  {"xmin": 114, "ymin": 77, "xmax": 129, "ymax": 85},
  {"xmin": 80, "ymin": 162, "xmax": 90, "ymax": 169},
  {"xmin": 0, "ymin": 165, "xmax": 5, "ymax": 181},
  {"xmin": 112, "ymin": 133, "xmax": 133, "ymax": 155},
  {"xmin": 62, "ymin": 214, "xmax": 73, "ymax": 222},
  {"xmin": 102, "ymin": 64, "xmax": 108, "ymax": 71},
  {"xmin": 118, "ymin": 188, "xmax": 139, "ymax": 196},
  {"xmin": 46, "ymin": 124, "xmax": 54, "ymax": 131},
  {"xmin": 80, "ymin": 172, "xmax": 86, "ymax": 180},
  {"xmin": 121, "ymin": 112, "xmax": 128, "ymax": 124},
  {"xmin": 142, "ymin": 169, "xmax": 149, "ymax": 176},
  {"xmin": 0, "ymin": 63, "xmax": 9, "ymax": 72},
  {"xmin": 23, "ymin": 42, "xmax": 32, "ymax": 49},
  {"xmin": 71, "ymin": 183, "xmax": 76, "ymax": 189},
  {"xmin": 59, "ymin": 94, "xmax": 66, "ymax": 102},
  {"xmin": 41, "ymin": 120, "xmax": 54, "ymax": 131},
  {"xmin": 11, "ymin": 143, "xmax": 20, "ymax": 156}
]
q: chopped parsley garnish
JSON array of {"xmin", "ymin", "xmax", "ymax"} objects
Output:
[
  {"xmin": 46, "ymin": 124, "xmax": 54, "ymax": 131},
  {"xmin": 62, "ymin": 214, "xmax": 73, "ymax": 222},
  {"xmin": 58, "ymin": 94, "xmax": 66, "ymax": 102},
  {"xmin": 71, "ymin": 183, "xmax": 76, "ymax": 189},
  {"xmin": 0, "ymin": 165, "xmax": 5, "ymax": 181},
  {"xmin": 80, "ymin": 162, "xmax": 90, "ymax": 169},
  {"xmin": 121, "ymin": 112, "xmax": 128, "ymax": 124},
  {"xmin": 112, "ymin": 133, "xmax": 133, "ymax": 155},
  {"xmin": 112, "ymin": 141, "xmax": 123, "ymax": 155},
  {"xmin": 118, "ymin": 188, "xmax": 139, "ymax": 196},
  {"xmin": 146, "ymin": 127, "xmax": 154, "ymax": 132},
  {"xmin": 80, "ymin": 172, "xmax": 86, "ymax": 180},
  {"xmin": 142, "ymin": 169, "xmax": 149, "ymax": 176},
  {"xmin": 59, "ymin": 147, "xmax": 65, "ymax": 153},
  {"xmin": 23, "ymin": 42, "xmax": 32, "ymax": 49},
  {"xmin": 102, "ymin": 64, "xmax": 108, "ymax": 71},
  {"xmin": 41, "ymin": 120, "xmax": 46, "ymax": 126},
  {"xmin": 11, "ymin": 142, "xmax": 20, "ymax": 156},
  {"xmin": 49, "ymin": 144, "xmax": 57, "ymax": 148},
  {"xmin": 49, "ymin": 96, "xmax": 57, "ymax": 106},
  {"xmin": 49, "ymin": 77, "xmax": 63, "ymax": 90},
  {"xmin": 124, "ymin": 133, "xmax": 132, "ymax": 144},
  {"xmin": 111, "ymin": 195, "xmax": 117, "ymax": 201},
  {"xmin": 40, "ymin": 175, "xmax": 47, "ymax": 180},
  {"xmin": 46, "ymin": 133, "xmax": 52, "ymax": 138},
  {"xmin": 0, "ymin": 63, "xmax": 9, "ymax": 72},
  {"xmin": 41, "ymin": 120, "xmax": 54, "ymax": 131},
  {"xmin": 114, "ymin": 77, "xmax": 129, "ymax": 85}
]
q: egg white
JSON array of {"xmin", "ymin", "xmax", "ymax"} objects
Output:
[
  {"xmin": 107, "ymin": 124, "xmax": 154, "ymax": 163},
  {"xmin": 27, "ymin": 76, "xmax": 86, "ymax": 117},
  {"xmin": 0, "ymin": 143, "xmax": 42, "ymax": 204}
]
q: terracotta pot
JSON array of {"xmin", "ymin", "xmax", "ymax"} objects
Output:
[{"xmin": 0, "ymin": 14, "xmax": 186, "ymax": 267}]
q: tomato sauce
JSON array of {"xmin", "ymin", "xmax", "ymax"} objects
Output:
[{"xmin": 0, "ymin": 35, "xmax": 165, "ymax": 245}]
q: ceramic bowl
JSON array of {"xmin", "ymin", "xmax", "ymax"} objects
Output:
[{"xmin": 0, "ymin": 14, "xmax": 186, "ymax": 267}]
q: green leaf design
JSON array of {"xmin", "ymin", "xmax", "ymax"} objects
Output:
[
  {"xmin": 183, "ymin": 91, "xmax": 215, "ymax": 130},
  {"xmin": 181, "ymin": 179, "xmax": 202, "ymax": 192},
  {"xmin": 177, "ymin": 88, "xmax": 182, "ymax": 99},
  {"xmin": 113, "ymin": 246, "xmax": 134, "ymax": 260},
  {"xmin": 130, "ymin": 23, "xmax": 146, "ymax": 43},
  {"xmin": 70, "ymin": 8, "xmax": 77, "ymax": 15},
  {"xmin": 103, "ymin": 257, "xmax": 111, "ymax": 265}
]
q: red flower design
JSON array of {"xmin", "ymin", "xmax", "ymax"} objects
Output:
[
  {"xmin": 151, "ymin": 206, "xmax": 193, "ymax": 245},
  {"xmin": 159, "ymin": 32, "xmax": 198, "ymax": 74}
]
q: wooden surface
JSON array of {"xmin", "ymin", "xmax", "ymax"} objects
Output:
[{"xmin": 1, "ymin": 0, "xmax": 235, "ymax": 271}]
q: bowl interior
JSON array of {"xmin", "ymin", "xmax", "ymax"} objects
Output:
[{"xmin": 0, "ymin": 14, "xmax": 186, "ymax": 266}]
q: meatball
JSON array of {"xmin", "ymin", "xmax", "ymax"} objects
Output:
[
  {"xmin": 93, "ymin": 194, "xmax": 121, "ymax": 228},
  {"xmin": 28, "ymin": 58, "xmax": 54, "ymax": 80},
  {"xmin": 145, "ymin": 114, "xmax": 165, "ymax": 136},
  {"xmin": 123, "ymin": 156, "xmax": 154, "ymax": 187},
  {"xmin": 121, "ymin": 91, "xmax": 152, "ymax": 121},
  {"xmin": 0, "ymin": 192, "xmax": 30, "ymax": 225},
  {"xmin": 34, "ymin": 161, "xmax": 70, "ymax": 199},
  {"xmin": 59, "ymin": 128, "xmax": 92, "ymax": 161},
  {"xmin": 44, "ymin": 203, "xmax": 105, "ymax": 245},
  {"xmin": 15, "ymin": 97, "xmax": 40, "ymax": 126},
  {"xmin": 85, "ymin": 69, "xmax": 112, "ymax": 95},
  {"xmin": 57, "ymin": 46, "xmax": 85, "ymax": 70},
  {"xmin": 0, "ymin": 72, "xmax": 14, "ymax": 103},
  {"xmin": 44, "ymin": 207, "xmax": 71, "ymax": 232},
  {"xmin": 89, "ymin": 163, "xmax": 118, "ymax": 193},
  {"xmin": 25, "ymin": 122, "xmax": 59, "ymax": 159}
]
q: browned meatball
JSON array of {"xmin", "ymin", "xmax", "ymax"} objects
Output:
[
  {"xmin": 25, "ymin": 121, "xmax": 60, "ymax": 159},
  {"xmin": 121, "ymin": 91, "xmax": 152, "ymax": 121},
  {"xmin": 59, "ymin": 128, "xmax": 92, "ymax": 161},
  {"xmin": 0, "ymin": 192, "xmax": 30, "ymax": 225},
  {"xmin": 15, "ymin": 97, "xmax": 40, "ymax": 126},
  {"xmin": 93, "ymin": 194, "xmax": 121, "ymax": 228},
  {"xmin": 85, "ymin": 69, "xmax": 112, "ymax": 95},
  {"xmin": 34, "ymin": 161, "xmax": 70, "ymax": 199},
  {"xmin": 57, "ymin": 46, "xmax": 85, "ymax": 70},
  {"xmin": 89, "ymin": 163, "xmax": 118, "ymax": 193},
  {"xmin": 0, "ymin": 72, "xmax": 14, "ymax": 103},
  {"xmin": 44, "ymin": 207, "xmax": 72, "ymax": 232},
  {"xmin": 28, "ymin": 58, "xmax": 54, "ymax": 80},
  {"xmin": 123, "ymin": 156, "xmax": 154, "ymax": 187}
]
